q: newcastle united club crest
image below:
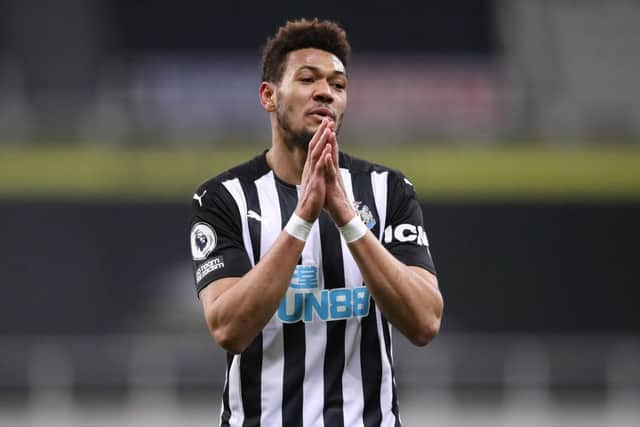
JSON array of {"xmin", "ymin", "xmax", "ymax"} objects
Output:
[{"xmin": 352, "ymin": 201, "xmax": 376, "ymax": 230}]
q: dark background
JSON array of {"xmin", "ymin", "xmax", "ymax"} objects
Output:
[
  {"xmin": 1, "ymin": 1, "xmax": 639, "ymax": 424},
  {"xmin": 3, "ymin": 201, "xmax": 637, "ymax": 335},
  {"xmin": 111, "ymin": 0, "xmax": 496, "ymax": 54}
]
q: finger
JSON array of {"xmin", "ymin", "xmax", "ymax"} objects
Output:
[
  {"xmin": 310, "ymin": 128, "xmax": 331, "ymax": 165},
  {"xmin": 324, "ymin": 150, "xmax": 337, "ymax": 180},
  {"xmin": 310, "ymin": 117, "xmax": 328, "ymax": 143},
  {"xmin": 311, "ymin": 124, "xmax": 330, "ymax": 156},
  {"xmin": 314, "ymin": 143, "xmax": 332, "ymax": 173},
  {"xmin": 304, "ymin": 128, "xmax": 328, "ymax": 180},
  {"xmin": 320, "ymin": 142, "xmax": 332, "ymax": 166},
  {"xmin": 328, "ymin": 131, "xmax": 339, "ymax": 168},
  {"xmin": 306, "ymin": 118, "xmax": 330, "ymax": 159}
]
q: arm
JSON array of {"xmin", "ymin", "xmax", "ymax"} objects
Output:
[
  {"xmin": 200, "ymin": 119, "xmax": 335, "ymax": 353},
  {"xmin": 345, "ymin": 233, "xmax": 442, "ymax": 346},
  {"xmin": 323, "ymin": 132, "xmax": 443, "ymax": 346},
  {"xmin": 200, "ymin": 233, "xmax": 304, "ymax": 354}
]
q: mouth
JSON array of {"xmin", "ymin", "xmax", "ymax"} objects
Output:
[{"xmin": 306, "ymin": 107, "xmax": 336, "ymax": 123}]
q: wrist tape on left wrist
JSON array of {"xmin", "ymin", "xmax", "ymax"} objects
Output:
[{"xmin": 339, "ymin": 214, "xmax": 368, "ymax": 243}]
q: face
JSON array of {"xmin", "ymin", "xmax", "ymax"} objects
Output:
[{"xmin": 273, "ymin": 48, "xmax": 348, "ymax": 149}]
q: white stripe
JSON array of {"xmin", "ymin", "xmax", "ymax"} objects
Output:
[
  {"xmin": 376, "ymin": 309, "xmax": 396, "ymax": 426},
  {"xmin": 339, "ymin": 167, "xmax": 356, "ymax": 229},
  {"xmin": 227, "ymin": 354, "xmax": 244, "ymax": 426},
  {"xmin": 222, "ymin": 178, "xmax": 255, "ymax": 266},
  {"xmin": 340, "ymin": 168, "xmax": 366, "ymax": 427},
  {"xmin": 255, "ymin": 171, "xmax": 284, "ymax": 427},
  {"xmin": 389, "ymin": 321, "xmax": 402, "ymax": 426},
  {"xmin": 220, "ymin": 178, "xmax": 251, "ymax": 426},
  {"xmin": 370, "ymin": 171, "xmax": 389, "ymax": 240},
  {"xmin": 301, "ymin": 215, "xmax": 326, "ymax": 427},
  {"xmin": 371, "ymin": 170, "xmax": 396, "ymax": 426}
]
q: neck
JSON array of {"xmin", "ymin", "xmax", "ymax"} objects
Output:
[{"xmin": 265, "ymin": 121, "xmax": 307, "ymax": 185}]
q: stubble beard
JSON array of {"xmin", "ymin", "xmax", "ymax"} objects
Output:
[
  {"xmin": 276, "ymin": 104, "xmax": 314, "ymax": 151},
  {"xmin": 276, "ymin": 103, "xmax": 343, "ymax": 151}
]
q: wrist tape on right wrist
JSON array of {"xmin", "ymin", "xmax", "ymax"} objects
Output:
[{"xmin": 285, "ymin": 213, "xmax": 313, "ymax": 242}]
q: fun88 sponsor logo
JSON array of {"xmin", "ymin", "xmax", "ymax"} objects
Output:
[{"xmin": 278, "ymin": 265, "xmax": 371, "ymax": 323}]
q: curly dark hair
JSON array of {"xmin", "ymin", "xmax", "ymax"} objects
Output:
[{"xmin": 261, "ymin": 18, "xmax": 351, "ymax": 83}]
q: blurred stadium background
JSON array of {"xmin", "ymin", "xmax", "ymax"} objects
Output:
[{"xmin": 1, "ymin": 0, "xmax": 640, "ymax": 426}]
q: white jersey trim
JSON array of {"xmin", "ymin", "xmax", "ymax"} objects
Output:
[
  {"xmin": 370, "ymin": 170, "xmax": 389, "ymax": 240},
  {"xmin": 255, "ymin": 171, "xmax": 285, "ymax": 427},
  {"xmin": 228, "ymin": 354, "xmax": 244, "ymax": 426},
  {"xmin": 222, "ymin": 178, "xmax": 255, "ymax": 267},
  {"xmin": 340, "ymin": 167, "xmax": 366, "ymax": 427}
]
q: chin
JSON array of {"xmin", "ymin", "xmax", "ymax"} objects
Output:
[
  {"xmin": 276, "ymin": 112, "xmax": 316, "ymax": 149},
  {"xmin": 304, "ymin": 117, "xmax": 320, "ymax": 129},
  {"xmin": 305, "ymin": 124, "xmax": 320, "ymax": 134}
]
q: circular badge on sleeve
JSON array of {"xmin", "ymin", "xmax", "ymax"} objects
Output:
[{"xmin": 190, "ymin": 222, "xmax": 217, "ymax": 261}]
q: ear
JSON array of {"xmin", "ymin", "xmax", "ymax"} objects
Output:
[{"xmin": 259, "ymin": 82, "xmax": 277, "ymax": 112}]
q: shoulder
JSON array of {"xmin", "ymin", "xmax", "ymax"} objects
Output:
[
  {"xmin": 339, "ymin": 151, "xmax": 413, "ymax": 190},
  {"xmin": 191, "ymin": 152, "xmax": 270, "ymax": 219},
  {"xmin": 193, "ymin": 151, "xmax": 270, "ymax": 200}
]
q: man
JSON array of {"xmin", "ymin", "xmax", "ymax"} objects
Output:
[{"xmin": 190, "ymin": 18, "xmax": 443, "ymax": 427}]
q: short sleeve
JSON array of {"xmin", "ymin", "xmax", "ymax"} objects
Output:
[
  {"xmin": 189, "ymin": 181, "xmax": 252, "ymax": 295},
  {"xmin": 383, "ymin": 171, "xmax": 437, "ymax": 275}
]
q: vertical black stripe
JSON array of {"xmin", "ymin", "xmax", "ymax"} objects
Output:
[
  {"xmin": 352, "ymin": 172, "xmax": 384, "ymax": 426},
  {"xmin": 361, "ymin": 302, "xmax": 383, "ymax": 427},
  {"xmin": 282, "ymin": 323, "xmax": 305, "ymax": 427},
  {"xmin": 240, "ymin": 179, "xmax": 263, "ymax": 427},
  {"xmin": 382, "ymin": 317, "xmax": 401, "ymax": 424},
  {"xmin": 320, "ymin": 212, "xmax": 346, "ymax": 427},
  {"xmin": 241, "ymin": 335, "xmax": 263, "ymax": 427},
  {"xmin": 275, "ymin": 180, "xmax": 305, "ymax": 427},
  {"xmin": 376, "ymin": 172, "xmax": 403, "ymax": 426},
  {"xmin": 221, "ymin": 353, "xmax": 234, "ymax": 426}
]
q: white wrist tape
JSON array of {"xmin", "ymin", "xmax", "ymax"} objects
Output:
[
  {"xmin": 339, "ymin": 214, "xmax": 368, "ymax": 243},
  {"xmin": 285, "ymin": 213, "xmax": 313, "ymax": 242}
]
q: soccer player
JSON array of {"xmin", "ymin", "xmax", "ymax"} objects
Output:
[{"xmin": 189, "ymin": 18, "xmax": 443, "ymax": 427}]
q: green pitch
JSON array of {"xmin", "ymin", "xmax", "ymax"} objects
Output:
[{"xmin": 1, "ymin": 143, "xmax": 639, "ymax": 202}]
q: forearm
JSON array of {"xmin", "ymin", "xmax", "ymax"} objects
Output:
[
  {"xmin": 205, "ymin": 123, "xmax": 333, "ymax": 353},
  {"xmin": 348, "ymin": 232, "xmax": 443, "ymax": 346},
  {"xmin": 204, "ymin": 231, "xmax": 304, "ymax": 353}
]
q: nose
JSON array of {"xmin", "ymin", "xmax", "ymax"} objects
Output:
[{"xmin": 312, "ymin": 79, "xmax": 334, "ymax": 104}]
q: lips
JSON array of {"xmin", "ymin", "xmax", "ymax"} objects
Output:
[{"xmin": 307, "ymin": 107, "xmax": 336, "ymax": 121}]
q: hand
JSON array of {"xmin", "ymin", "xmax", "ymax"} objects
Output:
[
  {"xmin": 295, "ymin": 118, "xmax": 334, "ymax": 222},
  {"xmin": 323, "ymin": 129, "xmax": 357, "ymax": 226}
]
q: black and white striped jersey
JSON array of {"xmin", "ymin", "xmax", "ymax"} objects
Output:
[{"xmin": 189, "ymin": 151, "xmax": 436, "ymax": 427}]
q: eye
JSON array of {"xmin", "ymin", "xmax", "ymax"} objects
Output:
[
  {"xmin": 299, "ymin": 77, "xmax": 314, "ymax": 83},
  {"xmin": 333, "ymin": 82, "xmax": 346, "ymax": 90}
]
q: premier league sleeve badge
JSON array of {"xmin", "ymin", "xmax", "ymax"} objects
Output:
[{"xmin": 190, "ymin": 222, "xmax": 217, "ymax": 261}]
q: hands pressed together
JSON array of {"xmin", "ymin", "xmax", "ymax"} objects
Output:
[{"xmin": 296, "ymin": 118, "xmax": 356, "ymax": 226}]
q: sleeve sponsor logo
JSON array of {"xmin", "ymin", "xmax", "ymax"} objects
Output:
[
  {"xmin": 383, "ymin": 224, "xmax": 429, "ymax": 247},
  {"xmin": 195, "ymin": 256, "xmax": 225, "ymax": 283},
  {"xmin": 190, "ymin": 222, "xmax": 217, "ymax": 261}
]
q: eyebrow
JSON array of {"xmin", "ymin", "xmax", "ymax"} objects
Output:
[{"xmin": 296, "ymin": 65, "xmax": 347, "ymax": 78}]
